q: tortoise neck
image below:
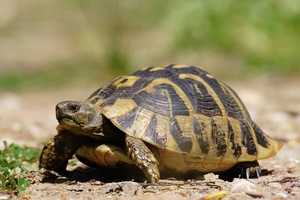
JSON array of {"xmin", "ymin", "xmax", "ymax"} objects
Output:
[{"xmin": 99, "ymin": 115, "xmax": 125, "ymax": 143}]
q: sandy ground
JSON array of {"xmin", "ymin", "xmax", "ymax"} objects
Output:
[{"xmin": 0, "ymin": 78, "xmax": 300, "ymax": 200}]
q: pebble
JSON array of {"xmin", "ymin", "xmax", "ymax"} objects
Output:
[
  {"xmin": 121, "ymin": 182, "xmax": 140, "ymax": 196},
  {"xmin": 229, "ymin": 179, "xmax": 259, "ymax": 193},
  {"xmin": 100, "ymin": 182, "xmax": 140, "ymax": 196},
  {"xmin": 204, "ymin": 173, "xmax": 219, "ymax": 181},
  {"xmin": 100, "ymin": 182, "xmax": 121, "ymax": 194},
  {"xmin": 274, "ymin": 192, "xmax": 288, "ymax": 199}
]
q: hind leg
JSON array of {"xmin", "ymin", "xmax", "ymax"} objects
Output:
[
  {"xmin": 233, "ymin": 160, "xmax": 261, "ymax": 179},
  {"xmin": 219, "ymin": 160, "xmax": 261, "ymax": 181}
]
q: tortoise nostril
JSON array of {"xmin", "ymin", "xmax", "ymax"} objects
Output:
[
  {"xmin": 68, "ymin": 104, "xmax": 80, "ymax": 113},
  {"xmin": 56, "ymin": 101, "xmax": 70, "ymax": 110}
]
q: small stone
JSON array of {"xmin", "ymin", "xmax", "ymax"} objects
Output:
[
  {"xmin": 92, "ymin": 181, "xmax": 102, "ymax": 185},
  {"xmin": 100, "ymin": 183, "xmax": 121, "ymax": 194},
  {"xmin": 121, "ymin": 182, "xmax": 140, "ymax": 196},
  {"xmin": 229, "ymin": 179, "xmax": 257, "ymax": 193},
  {"xmin": 274, "ymin": 192, "xmax": 288, "ymax": 199},
  {"xmin": 245, "ymin": 190, "xmax": 264, "ymax": 198},
  {"xmin": 204, "ymin": 173, "xmax": 219, "ymax": 181}
]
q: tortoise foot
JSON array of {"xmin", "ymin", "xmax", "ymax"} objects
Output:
[
  {"xmin": 125, "ymin": 135, "xmax": 160, "ymax": 183},
  {"xmin": 218, "ymin": 161, "xmax": 261, "ymax": 181},
  {"xmin": 39, "ymin": 130, "xmax": 85, "ymax": 173},
  {"xmin": 234, "ymin": 161, "xmax": 261, "ymax": 179}
]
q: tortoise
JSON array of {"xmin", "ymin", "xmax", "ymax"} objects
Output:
[{"xmin": 39, "ymin": 64, "xmax": 282, "ymax": 183}]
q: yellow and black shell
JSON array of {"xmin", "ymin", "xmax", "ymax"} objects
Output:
[{"xmin": 86, "ymin": 64, "xmax": 282, "ymax": 171}]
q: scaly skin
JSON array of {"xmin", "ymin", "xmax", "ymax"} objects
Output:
[
  {"xmin": 125, "ymin": 135, "xmax": 160, "ymax": 183},
  {"xmin": 39, "ymin": 130, "xmax": 87, "ymax": 173}
]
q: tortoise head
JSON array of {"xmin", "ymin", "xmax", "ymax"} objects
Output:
[{"xmin": 56, "ymin": 101, "xmax": 103, "ymax": 135}]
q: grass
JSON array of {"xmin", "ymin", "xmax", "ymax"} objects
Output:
[{"xmin": 0, "ymin": 141, "xmax": 41, "ymax": 195}]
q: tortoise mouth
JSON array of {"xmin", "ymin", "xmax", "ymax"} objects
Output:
[
  {"xmin": 57, "ymin": 116, "xmax": 89, "ymax": 137},
  {"xmin": 57, "ymin": 111, "xmax": 74, "ymax": 123},
  {"xmin": 58, "ymin": 116, "xmax": 77, "ymax": 127},
  {"xmin": 57, "ymin": 115, "xmax": 85, "ymax": 127},
  {"xmin": 58, "ymin": 116, "xmax": 74, "ymax": 124}
]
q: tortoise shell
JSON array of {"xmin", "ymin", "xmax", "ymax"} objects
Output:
[{"xmin": 85, "ymin": 64, "xmax": 282, "ymax": 171}]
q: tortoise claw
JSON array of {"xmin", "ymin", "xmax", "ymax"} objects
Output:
[
  {"xmin": 245, "ymin": 167, "xmax": 250, "ymax": 179},
  {"xmin": 255, "ymin": 166, "xmax": 261, "ymax": 178},
  {"xmin": 235, "ymin": 161, "xmax": 261, "ymax": 179},
  {"xmin": 219, "ymin": 161, "xmax": 261, "ymax": 181},
  {"xmin": 245, "ymin": 164, "xmax": 261, "ymax": 179}
]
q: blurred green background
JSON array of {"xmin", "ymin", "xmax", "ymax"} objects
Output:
[{"xmin": 0, "ymin": 0, "xmax": 299, "ymax": 91}]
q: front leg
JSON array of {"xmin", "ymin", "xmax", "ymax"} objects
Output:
[
  {"xmin": 39, "ymin": 130, "xmax": 85, "ymax": 174},
  {"xmin": 125, "ymin": 135, "xmax": 160, "ymax": 183}
]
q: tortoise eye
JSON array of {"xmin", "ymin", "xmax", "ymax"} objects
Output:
[{"xmin": 68, "ymin": 104, "xmax": 80, "ymax": 113}]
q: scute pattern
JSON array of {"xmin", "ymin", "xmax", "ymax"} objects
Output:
[
  {"xmin": 133, "ymin": 84, "xmax": 190, "ymax": 117},
  {"xmin": 169, "ymin": 117, "xmax": 193, "ymax": 152},
  {"xmin": 228, "ymin": 120, "xmax": 242, "ymax": 158},
  {"xmin": 250, "ymin": 121, "xmax": 270, "ymax": 148},
  {"xmin": 88, "ymin": 76, "xmax": 124, "ymax": 102},
  {"xmin": 99, "ymin": 77, "xmax": 153, "ymax": 107},
  {"xmin": 240, "ymin": 119, "xmax": 258, "ymax": 155},
  {"xmin": 192, "ymin": 79, "xmax": 222, "ymax": 116},
  {"xmin": 116, "ymin": 107, "xmax": 139, "ymax": 129},
  {"xmin": 200, "ymin": 74, "xmax": 246, "ymax": 120},
  {"xmin": 211, "ymin": 118, "xmax": 227, "ymax": 156},
  {"xmin": 87, "ymin": 64, "xmax": 282, "ymax": 163},
  {"xmin": 143, "ymin": 115, "xmax": 167, "ymax": 147},
  {"xmin": 193, "ymin": 117, "xmax": 210, "ymax": 154}
]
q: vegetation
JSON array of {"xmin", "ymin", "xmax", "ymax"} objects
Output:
[
  {"xmin": 0, "ymin": 141, "xmax": 41, "ymax": 194},
  {"xmin": 0, "ymin": 0, "xmax": 299, "ymax": 91}
]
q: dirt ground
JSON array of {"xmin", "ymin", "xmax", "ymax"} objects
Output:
[{"xmin": 0, "ymin": 77, "xmax": 300, "ymax": 200}]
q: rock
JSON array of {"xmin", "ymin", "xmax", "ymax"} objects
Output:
[
  {"xmin": 99, "ymin": 182, "xmax": 140, "ymax": 196},
  {"xmin": 229, "ymin": 179, "xmax": 260, "ymax": 193},
  {"xmin": 204, "ymin": 173, "xmax": 219, "ymax": 181},
  {"xmin": 100, "ymin": 182, "xmax": 121, "ymax": 194},
  {"xmin": 121, "ymin": 182, "xmax": 140, "ymax": 196}
]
